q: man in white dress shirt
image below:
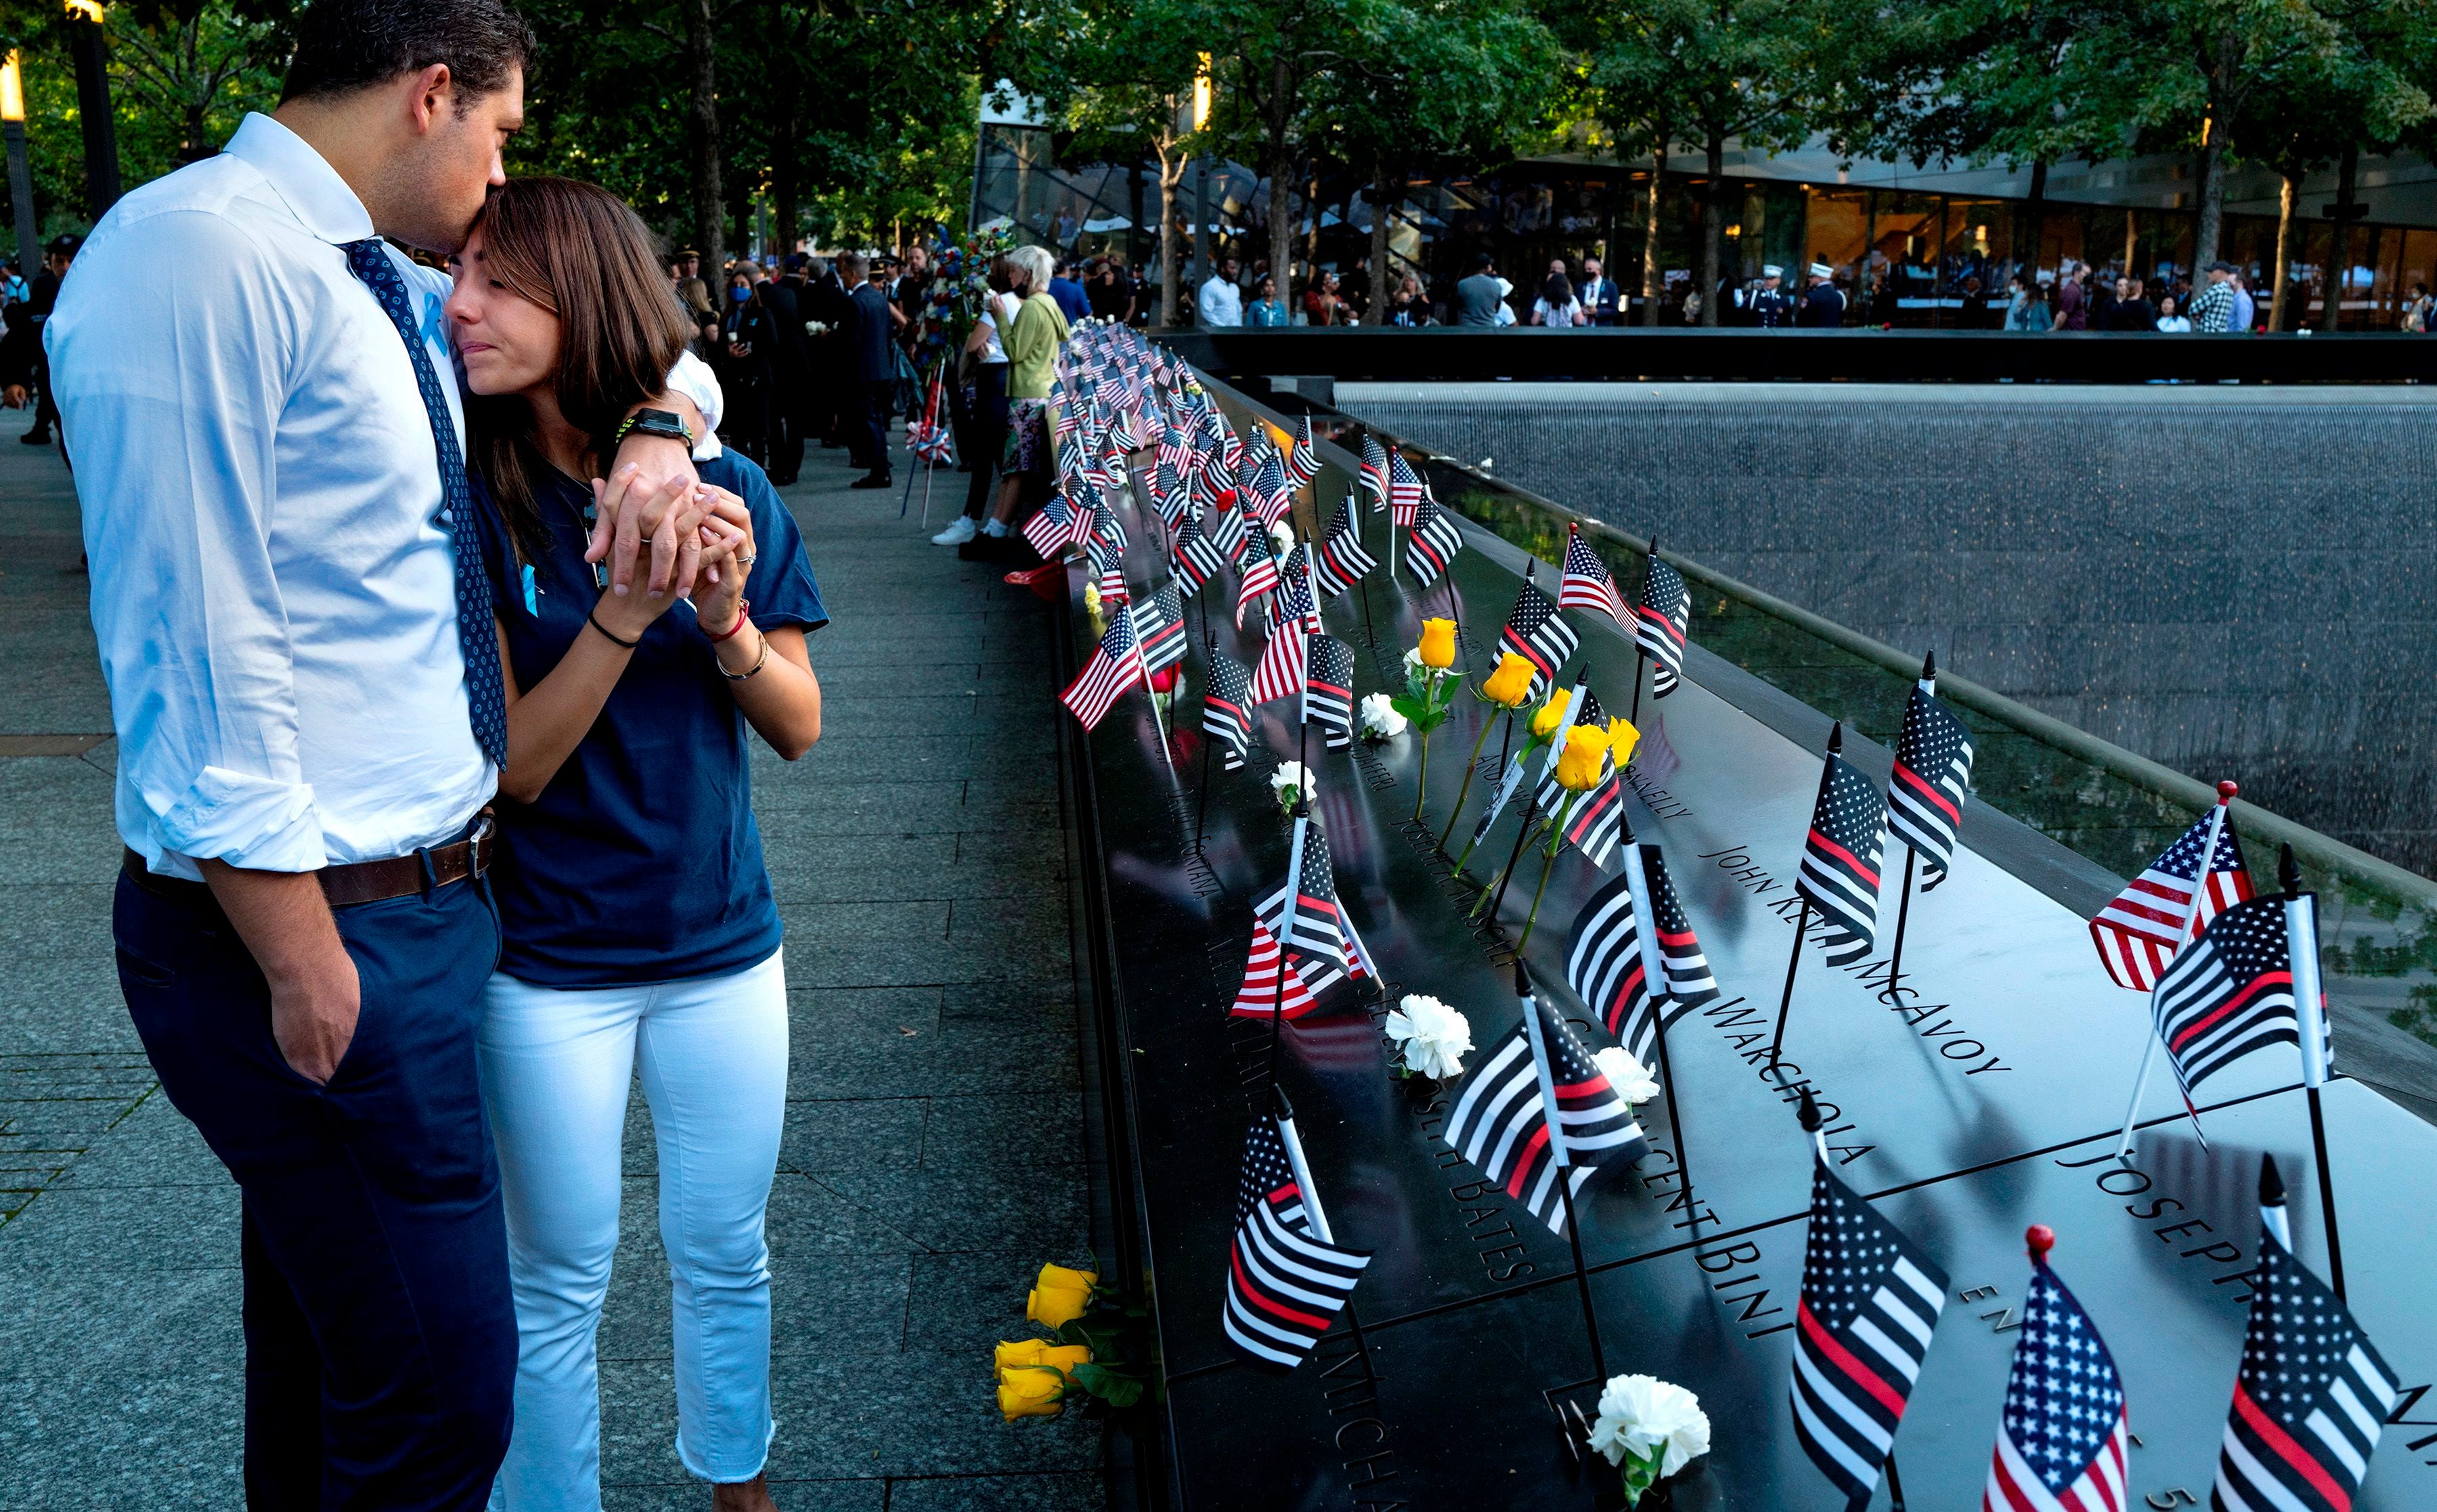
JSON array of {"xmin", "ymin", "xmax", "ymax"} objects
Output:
[
  {"xmin": 47, "ymin": 2, "xmax": 718, "ymax": 1504},
  {"xmin": 1199, "ymin": 254, "xmax": 1244, "ymax": 327}
]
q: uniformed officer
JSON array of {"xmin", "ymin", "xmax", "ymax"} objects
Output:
[
  {"xmin": 1798, "ymin": 261, "xmax": 1847, "ymax": 328},
  {"xmin": 1749, "ymin": 265, "xmax": 1793, "ymax": 328}
]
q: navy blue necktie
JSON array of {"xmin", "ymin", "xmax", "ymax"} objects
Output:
[{"xmin": 342, "ymin": 238, "xmax": 508, "ymax": 768}]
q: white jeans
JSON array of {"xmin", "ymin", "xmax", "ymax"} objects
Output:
[{"xmin": 478, "ymin": 949, "xmax": 789, "ymax": 1509}]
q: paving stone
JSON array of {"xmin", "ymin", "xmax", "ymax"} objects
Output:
[
  {"xmin": 810, "ymin": 1168, "xmax": 1087, "ymax": 1256},
  {"xmin": 922, "ymin": 1093, "xmax": 1086, "ymax": 1172},
  {"xmin": 46, "ymin": 1090, "xmax": 223, "ymax": 1190},
  {"xmin": 904, "ymin": 1251, "xmax": 1084, "ymax": 1355},
  {"xmin": 885, "ymin": 1471, "xmax": 1106, "ymax": 1512},
  {"xmin": 778, "ymin": 1098, "xmax": 927, "ymax": 1175}
]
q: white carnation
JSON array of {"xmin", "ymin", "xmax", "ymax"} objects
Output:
[
  {"xmin": 1269, "ymin": 762, "xmax": 1312, "ymax": 809},
  {"xmin": 1268, "ymin": 520, "xmax": 1296, "ymax": 558},
  {"xmin": 1384, "ymin": 995, "xmax": 1472, "ymax": 1079},
  {"xmin": 1594, "ymin": 1046, "xmax": 1660, "ymax": 1108},
  {"xmin": 1587, "ymin": 1374, "xmax": 1710, "ymax": 1477},
  {"xmin": 1358, "ymin": 693, "xmax": 1407, "ymax": 740}
]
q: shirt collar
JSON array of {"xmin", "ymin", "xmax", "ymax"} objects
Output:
[{"xmin": 224, "ymin": 112, "xmax": 376, "ymax": 246}]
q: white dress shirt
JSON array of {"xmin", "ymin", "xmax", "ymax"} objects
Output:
[
  {"xmin": 51, "ymin": 112, "xmax": 721, "ymax": 879},
  {"xmin": 1199, "ymin": 275, "xmax": 1243, "ymax": 328}
]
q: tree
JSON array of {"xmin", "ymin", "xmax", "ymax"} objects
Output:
[
  {"xmin": 1041, "ymin": 0, "xmax": 1209, "ymax": 324},
  {"xmin": 1321, "ymin": 0, "xmax": 1556, "ymax": 323},
  {"xmin": 1572, "ymin": 0, "xmax": 1810, "ymax": 326},
  {"xmin": 1203, "ymin": 0, "xmax": 1382, "ymax": 296}
]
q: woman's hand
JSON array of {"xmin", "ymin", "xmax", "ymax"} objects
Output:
[
  {"xmin": 686, "ymin": 485, "xmax": 756, "ymax": 633},
  {"xmin": 590, "ymin": 474, "xmax": 700, "ymax": 642}
]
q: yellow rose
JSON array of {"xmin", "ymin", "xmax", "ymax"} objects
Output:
[
  {"xmin": 1605, "ymin": 717, "xmax": 1640, "ymax": 770},
  {"xmin": 1529, "ymin": 695, "xmax": 1568, "ymax": 738},
  {"xmin": 1480, "ymin": 652, "xmax": 1534, "ymax": 708},
  {"xmin": 1556, "ymin": 726, "xmax": 1610, "ymax": 791},
  {"xmin": 1418, "ymin": 618, "xmax": 1457, "ymax": 670},
  {"xmin": 995, "ymin": 1339, "xmax": 1091, "ymax": 1376},
  {"xmin": 1026, "ymin": 1262, "xmax": 1098, "ymax": 1329},
  {"xmin": 997, "ymin": 1366, "xmax": 1066, "ymax": 1420}
]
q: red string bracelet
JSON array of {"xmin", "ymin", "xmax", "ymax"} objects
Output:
[{"xmin": 705, "ymin": 599, "xmax": 751, "ymax": 643}]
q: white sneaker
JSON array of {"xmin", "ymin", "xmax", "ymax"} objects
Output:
[
  {"xmin": 982, "ymin": 518, "xmax": 1010, "ymax": 538},
  {"xmin": 931, "ymin": 516, "xmax": 978, "ymax": 546}
]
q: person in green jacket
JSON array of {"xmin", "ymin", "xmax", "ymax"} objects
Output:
[{"xmin": 969, "ymin": 242, "xmax": 1070, "ymax": 558}]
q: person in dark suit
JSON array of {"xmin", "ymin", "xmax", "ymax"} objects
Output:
[
  {"xmin": 1577, "ymin": 257, "xmax": 1620, "ymax": 325},
  {"xmin": 758, "ymin": 254, "xmax": 815, "ymax": 485},
  {"xmin": 804, "ymin": 257, "xmax": 855, "ymax": 449},
  {"xmin": 1798, "ymin": 262, "xmax": 1845, "ymax": 328},
  {"xmin": 21, "ymin": 234, "xmax": 77, "ymax": 446},
  {"xmin": 1749, "ymin": 265, "xmax": 1793, "ymax": 328},
  {"xmin": 716, "ymin": 261, "xmax": 774, "ymax": 465},
  {"xmin": 843, "ymin": 253, "xmax": 902, "ymax": 488}
]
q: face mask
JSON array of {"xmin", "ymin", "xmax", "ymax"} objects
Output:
[{"xmin": 730, "ymin": 286, "xmax": 749, "ymax": 303}]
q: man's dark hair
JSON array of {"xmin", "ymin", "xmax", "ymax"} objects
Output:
[
  {"xmin": 282, "ymin": 0, "xmax": 535, "ymax": 107},
  {"xmin": 1470, "ymin": 250, "xmax": 1495, "ymax": 273}
]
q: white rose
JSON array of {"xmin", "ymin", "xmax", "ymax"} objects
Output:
[
  {"xmin": 1359, "ymin": 693, "xmax": 1407, "ymax": 740},
  {"xmin": 1268, "ymin": 520, "xmax": 1296, "ymax": 558},
  {"xmin": 1587, "ymin": 1374, "xmax": 1711, "ymax": 1477},
  {"xmin": 1594, "ymin": 1046, "xmax": 1660, "ymax": 1108},
  {"xmin": 1384, "ymin": 995, "xmax": 1472, "ymax": 1079},
  {"xmin": 1401, "ymin": 646, "xmax": 1425, "ymax": 680},
  {"xmin": 1269, "ymin": 762, "xmax": 1312, "ymax": 809}
]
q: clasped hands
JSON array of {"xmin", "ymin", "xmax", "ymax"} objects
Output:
[{"xmin": 583, "ymin": 462, "xmax": 758, "ymax": 644}]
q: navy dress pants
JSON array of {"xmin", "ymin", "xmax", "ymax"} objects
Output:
[{"xmin": 114, "ymin": 870, "xmax": 517, "ymax": 1510}]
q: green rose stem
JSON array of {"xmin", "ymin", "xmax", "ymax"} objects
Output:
[
  {"xmin": 1435, "ymin": 707, "xmax": 1502, "ymax": 853},
  {"xmin": 1470, "ymin": 798, "xmax": 1544, "ymax": 922},
  {"xmin": 1404, "ymin": 667, "xmax": 1447, "ymax": 825},
  {"xmin": 1515, "ymin": 792, "xmax": 1579, "ymax": 952}
]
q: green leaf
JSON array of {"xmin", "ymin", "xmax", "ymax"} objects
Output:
[
  {"xmin": 1074, "ymin": 1362, "xmax": 1146, "ymax": 1408},
  {"xmin": 1388, "ymin": 694, "xmax": 1428, "ymax": 721}
]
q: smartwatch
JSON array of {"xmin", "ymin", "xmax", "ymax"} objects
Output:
[{"xmin": 616, "ymin": 408, "xmax": 694, "ymax": 447}]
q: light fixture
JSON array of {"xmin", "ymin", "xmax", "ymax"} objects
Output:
[
  {"xmin": 1, "ymin": 52, "xmax": 22, "ymax": 125},
  {"xmin": 64, "ymin": 0, "xmax": 104, "ymax": 22},
  {"xmin": 1191, "ymin": 54, "xmax": 1211, "ymax": 132}
]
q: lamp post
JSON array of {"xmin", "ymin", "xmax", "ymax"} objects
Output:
[
  {"xmin": 1, "ymin": 53, "xmax": 39, "ymax": 267},
  {"xmin": 64, "ymin": 0, "xmax": 119, "ymax": 217}
]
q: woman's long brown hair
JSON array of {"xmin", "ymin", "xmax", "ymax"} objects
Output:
[{"xmin": 464, "ymin": 176, "xmax": 691, "ymax": 562}]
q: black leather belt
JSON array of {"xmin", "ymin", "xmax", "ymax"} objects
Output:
[{"xmin": 121, "ymin": 811, "xmax": 496, "ymax": 908}]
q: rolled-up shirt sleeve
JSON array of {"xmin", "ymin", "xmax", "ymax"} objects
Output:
[{"xmin": 50, "ymin": 208, "xmax": 326, "ymax": 871}]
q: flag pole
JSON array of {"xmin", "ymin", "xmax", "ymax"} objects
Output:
[
  {"xmin": 1474, "ymin": 678, "xmax": 1583, "ymax": 920},
  {"xmin": 1267, "ymin": 793, "xmax": 1309, "ymax": 1086},
  {"xmin": 1349, "ymin": 491, "xmax": 1378, "ymax": 647},
  {"xmin": 1879, "ymin": 652, "xmax": 1935, "ymax": 1005},
  {"xmin": 2280, "ymin": 843, "xmax": 2346, "ymax": 1299},
  {"xmin": 2111, "ymin": 779, "xmax": 2237, "ymax": 1164},
  {"xmin": 1518, "ymin": 962, "xmax": 1607, "ymax": 1382},
  {"xmin": 1629, "ymin": 537, "xmax": 1658, "ymax": 726},
  {"xmin": 1768, "ymin": 723, "xmax": 1842, "ymax": 1077},
  {"xmin": 1191, "ymin": 713, "xmax": 1214, "ymax": 855},
  {"xmin": 1623, "ymin": 829, "xmax": 1700, "ymax": 1239}
]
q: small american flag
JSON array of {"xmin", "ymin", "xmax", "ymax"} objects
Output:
[
  {"xmin": 1887, "ymin": 681, "xmax": 1975, "ymax": 891},
  {"xmin": 2090, "ymin": 807, "xmax": 2254, "ymax": 992},
  {"xmin": 1797, "ymin": 734, "xmax": 1889, "ymax": 969},
  {"xmin": 1558, "ymin": 770, "xmax": 1625, "ymax": 871},
  {"xmin": 1303, "ymin": 634, "xmax": 1355, "ymax": 750},
  {"xmin": 1221, "ymin": 1111, "xmax": 1370, "ymax": 1368},
  {"xmin": 1206, "ymin": 493, "xmax": 1249, "ymax": 561},
  {"xmin": 1981, "ymin": 1239, "xmax": 2128, "ymax": 1512},
  {"xmin": 1531, "ymin": 689, "xmax": 1607, "ymax": 818},
  {"xmin": 1246, "ymin": 448, "xmax": 1295, "ymax": 529},
  {"xmin": 1151, "ymin": 458, "xmax": 1189, "ymax": 528},
  {"xmin": 1196, "ymin": 443, "xmax": 1237, "ymax": 514},
  {"xmin": 1058, "ymin": 608, "xmax": 1147, "ymax": 731},
  {"xmin": 1022, "ymin": 495, "xmax": 1088, "ymax": 560},
  {"xmin": 1091, "ymin": 497, "xmax": 1127, "ymax": 553},
  {"xmin": 1157, "ymin": 424, "xmax": 1193, "ymax": 477},
  {"xmin": 1216, "ymin": 409, "xmax": 1242, "ymax": 472},
  {"xmin": 1255, "ymin": 818, "xmax": 1348, "ymax": 980},
  {"xmin": 1229, "ymin": 918, "xmax": 1317, "ymax": 1019},
  {"xmin": 1568, "ymin": 870, "xmax": 1661, "ymax": 1057},
  {"xmin": 1443, "ymin": 992, "xmax": 1648, "ymax": 1237},
  {"xmin": 1085, "ymin": 535, "xmax": 1130, "ymax": 608},
  {"xmin": 1498, "ymin": 578, "xmax": 1580, "ymax": 702},
  {"xmin": 1132, "ymin": 580, "xmax": 1186, "ymax": 675},
  {"xmin": 1386, "ymin": 449, "xmax": 1423, "ymax": 527},
  {"xmin": 1789, "ymin": 1151, "xmax": 1948, "ymax": 1507},
  {"xmin": 1640, "ymin": 847, "xmax": 1721, "ymax": 1009},
  {"xmin": 1313, "ymin": 497, "xmax": 1377, "ymax": 597},
  {"xmin": 2208, "ymin": 1230, "xmax": 2396, "ymax": 1512},
  {"xmin": 1558, "ymin": 523, "xmax": 1627, "ymax": 625},
  {"xmin": 1202, "ymin": 652, "xmax": 1255, "ymax": 771},
  {"xmin": 1285, "ymin": 414, "xmax": 1320, "ymax": 487},
  {"xmin": 1635, "ymin": 553, "xmax": 1691, "ymax": 698},
  {"xmin": 1405, "ymin": 491, "xmax": 1464, "ymax": 591},
  {"xmin": 1170, "ymin": 508, "xmax": 1227, "ymax": 595},
  {"xmin": 2150, "ymin": 894, "xmax": 2325, "ymax": 1096},
  {"xmin": 1357, "ymin": 435, "xmax": 1390, "ymax": 514},
  {"xmin": 1233, "ymin": 536, "xmax": 1279, "ymax": 630},
  {"xmin": 1250, "ymin": 618, "xmax": 1307, "ymax": 707},
  {"xmin": 1271, "ymin": 545, "xmax": 1322, "ymax": 636}
]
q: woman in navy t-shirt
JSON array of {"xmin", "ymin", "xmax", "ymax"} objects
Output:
[{"xmin": 445, "ymin": 177, "xmax": 824, "ymax": 1512}]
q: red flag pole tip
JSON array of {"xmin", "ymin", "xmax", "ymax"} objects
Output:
[
  {"xmin": 2216, "ymin": 779, "xmax": 2239, "ymax": 804},
  {"xmin": 2025, "ymin": 1224, "xmax": 2056, "ymax": 1262}
]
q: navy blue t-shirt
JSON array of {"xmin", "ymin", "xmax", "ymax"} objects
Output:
[{"xmin": 473, "ymin": 451, "xmax": 828, "ymax": 986}]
